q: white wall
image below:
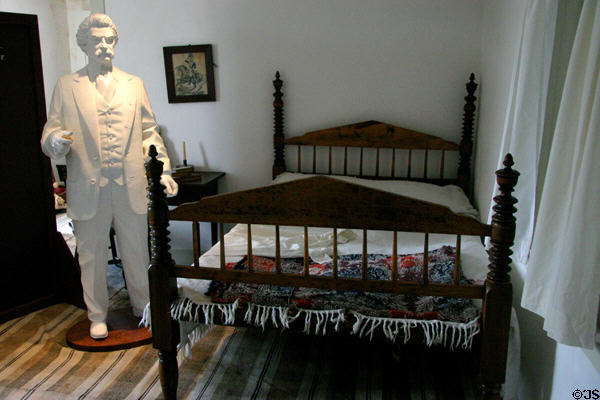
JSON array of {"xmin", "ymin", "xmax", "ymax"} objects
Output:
[
  {"xmin": 104, "ymin": 0, "xmax": 483, "ymax": 251},
  {"xmin": 473, "ymin": 0, "xmax": 526, "ymax": 214},
  {"xmin": 477, "ymin": 1, "xmax": 600, "ymax": 399},
  {"xmin": 104, "ymin": 0, "xmax": 482, "ymax": 192}
]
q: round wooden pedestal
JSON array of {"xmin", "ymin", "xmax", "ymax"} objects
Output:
[{"xmin": 66, "ymin": 308, "xmax": 152, "ymax": 351}]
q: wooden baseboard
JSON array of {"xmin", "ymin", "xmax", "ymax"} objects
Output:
[{"xmin": 0, "ymin": 294, "xmax": 59, "ymax": 323}]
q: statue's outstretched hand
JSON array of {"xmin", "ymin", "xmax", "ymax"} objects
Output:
[
  {"xmin": 160, "ymin": 174, "xmax": 179, "ymax": 197},
  {"xmin": 50, "ymin": 131, "xmax": 73, "ymax": 157}
]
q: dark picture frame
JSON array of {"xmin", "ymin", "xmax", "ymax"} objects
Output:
[{"xmin": 163, "ymin": 44, "xmax": 216, "ymax": 103}]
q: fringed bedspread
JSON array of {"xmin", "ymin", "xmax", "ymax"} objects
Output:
[{"xmin": 143, "ymin": 246, "xmax": 480, "ymax": 352}]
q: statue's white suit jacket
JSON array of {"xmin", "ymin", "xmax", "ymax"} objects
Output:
[{"xmin": 41, "ymin": 67, "xmax": 172, "ymax": 220}]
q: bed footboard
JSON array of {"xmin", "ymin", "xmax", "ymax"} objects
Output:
[{"xmin": 147, "ymin": 146, "xmax": 520, "ymax": 400}]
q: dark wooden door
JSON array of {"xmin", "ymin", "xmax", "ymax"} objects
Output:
[{"xmin": 0, "ymin": 12, "xmax": 58, "ymax": 318}]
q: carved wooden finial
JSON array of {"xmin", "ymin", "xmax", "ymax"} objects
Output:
[
  {"xmin": 149, "ymin": 144, "xmax": 158, "ymax": 158},
  {"xmin": 272, "ymin": 71, "xmax": 285, "ymax": 179},
  {"xmin": 273, "ymin": 71, "xmax": 283, "ymax": 95},
  {"xmin": 467, "ymin": 72, "xmax": 477, "ymax": 90},
  {"xmin": 145, "ymin": 145, "xmax": 173, "ymax": 267},
  {"xmin": 501, "ymin": 153, "xmax": 514, "ymax": 169},
  {"xmin": 146, "ymin": 145, "xmax": 161, "ymax": 187},
  {"xmin": 457, "ymin": 73, "xmax": 478, "ymax": 197},
  {"xmin": 488, "ymin": 153, "xmax": 520, "ymax": 283}
]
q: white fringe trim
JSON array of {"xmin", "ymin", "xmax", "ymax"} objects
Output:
[
  {"xmin": 242, "ymin": 303, "xmax": 345, "ymax": 335},
  {"xmin": 243, "ymin": 303, "xmax": 291, "ymax": 329},
  {"xmin": 297, "ymin": 308, "xmax": 345, "ymax": 335},
  {"xmin": 139, "ymin": 301, "xmax": 217, "ymax": 363},
  {"xmin": 140, "ymin": 302, "xmax": 151, "ymax": 327},
  {"xmin": 350, "ymin": 311, "xmax": 480, "ymax": 350},
  {"xmin": 140, "ymin": 299, "xmax": 479, "ymax": 351},
  {"xmin": 177, "ymin": 322, "xmax": 214, "ymax": 364},
  {"xmin": 171, "ymin": 298, "xmax": 239, "ymax": 325},
  {"xmin": 139, "ymin": 298, "xmax": 239, "ymax": 328}
]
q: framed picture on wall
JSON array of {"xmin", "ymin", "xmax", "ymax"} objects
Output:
[{"xmin": 163, "ymin": 44, "xmax": 216, "ymax": 103}]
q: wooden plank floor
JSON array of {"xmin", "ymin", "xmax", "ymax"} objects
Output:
[{"xmin": 0, "ymin": 264, "xmax": 479, "ymax": 399}]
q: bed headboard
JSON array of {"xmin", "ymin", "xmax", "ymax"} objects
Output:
[{"xmin": 271, "ymin": 72, "xmax": 478, "ymax": 196}]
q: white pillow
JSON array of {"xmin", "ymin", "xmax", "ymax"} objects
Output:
[{"xmin": 272, "ymin": 172, "xmax": 479, "ymax": 218}]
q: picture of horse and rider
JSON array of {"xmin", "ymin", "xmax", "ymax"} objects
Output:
[{"xmin": 173, "ymin": 51, "xmax": 207, "ymax": 96}]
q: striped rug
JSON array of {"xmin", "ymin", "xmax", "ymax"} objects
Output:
[{"xmin": 0, "ymin": 278, "xmax": 478, "ymax": 399}]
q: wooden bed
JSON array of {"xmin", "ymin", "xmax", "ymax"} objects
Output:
[{"xmin": 145, "ymin": 72, "xmax": 519, "ymax": 400}]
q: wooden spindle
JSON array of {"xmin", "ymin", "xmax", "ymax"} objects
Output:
[
  {"xmin": 328, "ymin": 146, "xmax": 332, "ymax": 175},
  {"xmin": 359, "ymin": 147, "xmax": 364, "ymax": 177},
  {"xmin": 407, "ymin": 149, "xmax": 412, "ymax": 178},
  {"xmin": 247, "ymin": 224, "xmax": 253, "ymax": 272},
  {"xmin": 192, "ymin": 221, "xmax": 200, "ymax": 267},
  {"xmin": 344, "ymin": 146, "xmax": 348, "ymax": 175},
  {"xmin": 440, "ymin": 150, "xmax": 445, "ymax": 179},
  {"xmin": 488, "ymin": 154, "xmax": 519, "ymax": 283},
  {"xmin": 333, "ymin": 228, "xmax": 338, "ymax": 279},
  {"xmin": 423, "ymin": 233, "xmax": 429, "ymax": 284},
  {"xmin": 272, "ymin": 71, "xmax": 285, "ymax": 179},
  {"xmin": 454, "ymin": 235, "xmax": 461, "ymax": 285},
  {"xmin": 297, "ymin": 145, "xmax": 301, "ymax": 173},
  {"xmin": 457, "ymin": 73, "xmax": 478, "ymax": 196},
  {"xmin": 391, "ymin": 148, "xmax": 396, "ymax": 178},
  {"xmin": 275, "ymin": 225, "xmax": 281, "ymax": 274},
  {"xmin": 424, "ymin": 148, "xmax": 428, "ymax": 179},
  {"xmin": 219, "ymin": 222, "xmax": 225, "ymax": 270},
  {"xmin": 303, "ymin": 226, "xmax": 309, "ymax": 276},
  {"xmin": 375, "ymin": 148, "xmax": 380, "ymax": 177},
  {"xmin": 362, "ymin": 229, "xmax": 368, "ymax": 280},
  {"xmin": 312, "ymin": 145, "xmax": 317, "ymax": 173},
  {"xmin": 392, "ymin": 231, "xmax": 398, "ymax": 281}
]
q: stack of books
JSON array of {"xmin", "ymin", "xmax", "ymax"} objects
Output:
[{"xmin": 172, "ymin": 165, "xmax": 202, "ymax": 183}]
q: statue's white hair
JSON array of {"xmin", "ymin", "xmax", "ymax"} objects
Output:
[{"xmin": 76, "ymin": 13, "xmax": 118, "ymax": 52}]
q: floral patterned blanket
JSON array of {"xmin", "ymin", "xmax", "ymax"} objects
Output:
[{"xmin": 207, "ymin": 246, "xmax": 479, "ymax": 324}]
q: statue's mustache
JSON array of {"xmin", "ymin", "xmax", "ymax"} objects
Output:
[{"xmin": 97, "ymin": 48, "xmax": 114, "ymax": 56}]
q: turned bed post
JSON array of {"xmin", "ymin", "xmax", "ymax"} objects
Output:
[
  {"xmin": 457, "ymin": 73, "xmax": 477, "ymax": 197},
  {"xmin": 479, "ymin": 154, "xmax": 519, "ymax": 400},
  {"xmin": 146, "ymin": 145, "xmax": 180, "ymax": 400},
  {"xmin": 272, "ymin": 71, "xmax": 285, "ymax": 179}
]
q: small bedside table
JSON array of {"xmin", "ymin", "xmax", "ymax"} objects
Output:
[{"xmin": 168, "ymin": 171, "xmax": 225, "ymax": 244}]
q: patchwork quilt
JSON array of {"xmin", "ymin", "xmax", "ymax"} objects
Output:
[{"xmin": 207, "ymin": 246, "xmax": 479, "ymax": 324}]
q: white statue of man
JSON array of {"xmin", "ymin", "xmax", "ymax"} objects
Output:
[{"xmin": 41, "ymin": 13, "xmax": 178, "ymax": 340}]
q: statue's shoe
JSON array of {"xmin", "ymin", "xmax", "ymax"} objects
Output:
[{"xmin": 90, "ymin": 321, "xmax": 108, "ymax": 340}]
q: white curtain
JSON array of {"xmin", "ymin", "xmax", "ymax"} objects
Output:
[
  {"xmin": 522, "ymin": 0, "xmax": 600, "ymax": 348},
  {"xmin": 487, "ymin": 0, "xmax": 558, "ymax": 264}
]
